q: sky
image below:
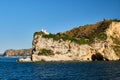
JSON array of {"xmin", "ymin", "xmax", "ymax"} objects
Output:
[{"xmin": 0, "ymin": 0, "xmax": 120, "ymax": 53}]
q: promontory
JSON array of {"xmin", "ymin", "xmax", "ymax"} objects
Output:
[{"xmin": 18, "ymin": 19, "xmax": 120, "ymax": 62}]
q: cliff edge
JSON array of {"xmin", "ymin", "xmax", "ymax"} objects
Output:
[{"xmin": 20, "ymin": 19, "xmax": 120, "ymax": 62}]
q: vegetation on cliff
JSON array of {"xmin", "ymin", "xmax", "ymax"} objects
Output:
[
  {"xmin": 38, "ymin": 49, "xmax": 54, "ymax": 56},
  {"xmin": 111, "ymin": 36, "xmax": 120, "ymax": 57},
  {"xmin": 63, "ymin": 19, "xmax": 120, "ymax": 38},
  {"xmin": 34, "ymin": 19, "xmax": 120, "ymax": 45}
]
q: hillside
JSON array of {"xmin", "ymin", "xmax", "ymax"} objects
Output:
[
  {"xmin": 34, "ymin": 19, "xmax": 120, "ymax": 45},
  {"xmin": 18, "ymin": 19, "xmax": 120, "ymax": 62},
  {"xmin": 64, "ymin": 20, "xmax": 110, "ymax": 38},
  {"xmin": 4, "ymin": 48, "xmax": 32, "ymax": 56}
]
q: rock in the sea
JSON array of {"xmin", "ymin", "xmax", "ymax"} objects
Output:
[{"xmin": 17, "ymin": 57, "xmax": 32, "ymax": 62}]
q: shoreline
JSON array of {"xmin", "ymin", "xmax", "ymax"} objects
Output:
[
  {"xmin": 17, "ymin": 60, "xmax": 120, "ymax": 63},
  {"xmin": 0, "ymin": 56, "xmax": 119, "ymax": 63},
  {"xmin": 17, "ymin": 55, "xmax": 120, "ymax": 62}
]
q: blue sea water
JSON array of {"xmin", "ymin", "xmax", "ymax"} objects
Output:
[{"xmin": 0, "ymin": 57, "xmax": 120, "ymax": 80}]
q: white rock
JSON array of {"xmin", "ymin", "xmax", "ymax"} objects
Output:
[{"xmin": 17, "ymin": 57, "xmax": 32, "ymax": 62}]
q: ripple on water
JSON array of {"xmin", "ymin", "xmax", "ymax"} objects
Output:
[{"xmin": 0, "ymin": 58, "xmax": 120, "ymax": 80}]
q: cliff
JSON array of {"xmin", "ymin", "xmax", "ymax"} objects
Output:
[
  {"xmin": 19, "ymin": 19, "xmax": 120, "ymax": 62},
  {"xmin": 4, "ymin": 48, "xmax": 32, "ymax": 56}
]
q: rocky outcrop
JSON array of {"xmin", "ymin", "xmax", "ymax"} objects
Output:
[
  {"xmin": 32, "ymin": 36, "xmax": 119, "ymax": 61},
  {"xmin": 17, "ymin": 57, "xmax": 32, "ymax": 62},
  {"xmin": 106, "ymin": 22, "xmax": 120, "ymax": 39},
  {"xmin": 4, "ymin": 48, "xmax": 32, "ymax": 56},
  {"xmin": 19, "ymin": 20, "xmax": 120, "ymax": 62}
]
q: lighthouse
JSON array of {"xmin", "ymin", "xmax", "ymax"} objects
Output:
[{"xmin": 41, "ymin": 29, "xmax": 49, "ymax": 35}]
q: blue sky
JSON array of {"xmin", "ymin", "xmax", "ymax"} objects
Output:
[{"xmin": 0, "ymin": 0, "xmax": 120, "ymax": 53}]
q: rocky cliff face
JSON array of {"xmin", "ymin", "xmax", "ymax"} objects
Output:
[
  {"xmin": 4, "ymin": 48, "xmax": 32, "ymax": 56},
  {"xmin": 31, "ymin": 20, "xmax": 120, "ymax": 62}
]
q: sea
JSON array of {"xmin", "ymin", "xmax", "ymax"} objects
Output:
[{"xmin": 0, "ymin": 57, "xmax": 120, "ymax": 80}]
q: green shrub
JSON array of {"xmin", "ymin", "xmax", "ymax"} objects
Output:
[
  {"xmin": 34, "ymin": 30, "xmax": 107, "ymax": 45},
  {"xmin": 79, "ymin": 38, "xmax": 88, "ymax": 44},
  {"xmin": 38, "ymin": 49, "xmax": 54, "ymax": 56},
  {"xmin": 112, "ymin": 45, "xmax": 120, "ymax": 58},
  {"xmin": 43, "ymin": 33, "xmax": 60, "ymax": 41},
  {"xmin": 89, "ymin": 32, "xmax": 107, "ymax": 43},
  {"xmin": 111, "ymin": 36, "xmax": 120, "ymax": 45},
  {"xmin": 43, "ymin": 34, "xmax": 88, "ymax": 44},
  {"xmin": 34, "ymin": 31, "xmax": 45, "ymax": 37}
]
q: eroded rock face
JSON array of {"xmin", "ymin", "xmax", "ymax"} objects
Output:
[
  {"xmin": 32, "ymin": 35, "xmax": 93, "ymax": 61},
  {"xmin": 31, "ymin": 21, "xmax": 120, "ymax": 62},
  {"xmin": 32, "ymin": 38, "xmax": 119, "ymax": 62},
  {"xmin": 106, "ymin": 22, "xmax": 120, "ymax": 39}
]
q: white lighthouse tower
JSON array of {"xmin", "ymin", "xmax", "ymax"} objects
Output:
[{"xmin": 41, "ymin": 29, "xmax": 49, "ymax": 35}]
